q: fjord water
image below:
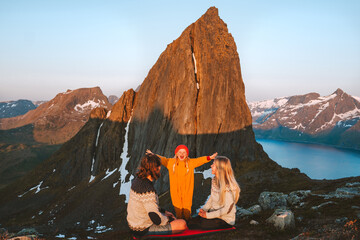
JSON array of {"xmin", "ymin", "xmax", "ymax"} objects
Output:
[{"xmin": 257, "ymin": 139, "xmax": 360, "ymax": 180}]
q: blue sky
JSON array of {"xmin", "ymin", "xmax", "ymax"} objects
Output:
[{"xmin": 0, "ymin": 0, "xmax": 359, "ymax": 102}]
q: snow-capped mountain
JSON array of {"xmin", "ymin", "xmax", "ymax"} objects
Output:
[
  {"xmin": 249, "ymin": 89, "xmax": 360, "ymax": 149},
  {"xmin": 247, "ymin": 97, "xmax": 289, "ymax": 124},
  {"xmin": 0, "ymin": 100, "xmax": 37, "ymax": 118},
  {"xmin": 0, "ymin": 87, "xmax": 112, "ymax": 144}
]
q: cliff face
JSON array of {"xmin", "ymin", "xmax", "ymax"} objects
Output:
[{"xmin": 128, "ymin": 7, "xmax": 254, "ymax": 175}]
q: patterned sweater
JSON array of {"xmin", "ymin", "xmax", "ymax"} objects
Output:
[
  {"xmin": 127, "ymin": 177, "xmax": 169, "ymax": 236},
  {"xmin": 202, "ymin": 178, "xmax": 237, "ymax": 225}
]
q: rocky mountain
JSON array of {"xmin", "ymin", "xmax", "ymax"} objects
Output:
[
  {"xmin": 0, "ymin": 99, "xmax": 37, "ymax": 118},
  {"xmin": 250, "ymin": 89, "xmax": 360, "ymax": 150},
  {"xmin": 0, "ymin": 7, "xmax": 329, "ymax": 239},
  {"xmin": 107, "ymin": 95, "xmax": 119, "ymax": 105},
  {"xmin": 0, "ymin": 87, "xmax": 112, "ymax": 144}
]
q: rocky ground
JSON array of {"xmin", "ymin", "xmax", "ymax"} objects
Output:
[{"xmin": 2, "ymin": 181, "xmax": 359, "ymax": 240}]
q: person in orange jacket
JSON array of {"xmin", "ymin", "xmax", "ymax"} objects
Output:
[{"xmin": 146, "ymin": 145, "xmax": 217, "ymax": 220}]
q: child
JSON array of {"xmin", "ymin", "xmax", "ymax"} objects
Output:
[
  {"xmin": 146, "ymin": 145, "xmax": 217, "ymax": 220},
  {"xmin": 188, "ymin": 156, "xmax": 240, "ymax": 230}
]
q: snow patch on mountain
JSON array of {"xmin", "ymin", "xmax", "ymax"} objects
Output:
[
  {"xmin": 74, "ymin": 99, "xmax": 102, "ymax": 112},
  {"xmin": 119, "ymin": 116, "xmax": 134, "ymax": 202}
]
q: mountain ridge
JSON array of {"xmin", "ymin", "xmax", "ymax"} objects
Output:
[{"xmin": 249, "ymin": 89, "xmax": 360, "ymax": 149}]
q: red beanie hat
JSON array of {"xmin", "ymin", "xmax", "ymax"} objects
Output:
[{"xmin": 175, "ymin": 145, "xmax": 189, "ymax": 156}]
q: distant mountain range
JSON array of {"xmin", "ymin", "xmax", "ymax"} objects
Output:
[
  {"xmin": 248, "ymin": 89, "xmax": 360, "ymax": 150},
  {"xmin": 0, "ymin": 100, "xmax": 37, "ymax": 118}
]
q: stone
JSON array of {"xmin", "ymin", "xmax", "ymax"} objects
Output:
[
  {"xmin": 311, "ymin": 201, "xmax": 337, "ymax": 210},
  {"xmin": 236, "ymin": 206, "xmax": 253, "ymax": 218},
  {"xmin": 335, "ymin": 217, "xmax": 348, "ymax": 224},
  {"xmin": 266, "ymin": 209, "xmax": 295, "ymax": 230},
  {"xmin": 247, "ymin": 204, "xmax": 262, "ymax": 214},
  {"xmin": 250, "ymin": 220, "xmax": 259, "ymax": 225},
  {"xmin": 258, "ymin": 192, "xmax": 288, "ymax": 210},
  {"xmin": 16, "ymin": 228, "xmax": 39, "ymax": 236},
  {"xmin": 287, "ymin": 190, "xmax": 311, "ymax": 206}
]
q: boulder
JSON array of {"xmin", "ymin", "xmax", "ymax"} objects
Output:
[
  {"xmin": 287, "ymin": 190, "xmax": 311, "ymax": 206},
  {"xmin": 258, "ymin": 192, "xmax": 288, "ymax": 210},
  {"xmin": 266, "ymin": 209, "xmax": 295, "ymax": 230}
]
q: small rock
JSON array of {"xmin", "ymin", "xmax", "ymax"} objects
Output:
[
  {"xmin": 351, "ymin": 206, "xmax": 360, "ymax": 209},
  {"xmin": 296, "ymin": 216, "xmax": 304, "ymax": 222},
  {"xmin": 266, "ymin": 209, "xmax": 295, "ymax": 230},
  {"xmin": 311, "ymin": 201, "xmax": 337, "ymax": 210},
  {"xmin": 250, "ymin": 220, "xmax": 259, "ymax": 225},
  {"xmin": 247, "ymin": 204, "xmax": 262, "ymax": 215},
  {"xmin": 258, "ymin": 192, "xmax": 288, "ymax": 210},
  {"xmin": 335, "ymin": 217, "xmax": 348, "ymax": 224},
  {"xmin": 345, "ymin": 182, "xmax": 360, "ymax": 187},
  {"xmin": 16, "ymin": 228, "xmax": 39, "ymax": 236},
  {"xmin": 236, "ymin": 206, "xmax": 253, "ymax": 218}
]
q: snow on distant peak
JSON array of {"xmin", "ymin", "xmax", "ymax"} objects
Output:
[
  {"xmin": 74, "ymin": 99, "xmax": 102, "ymax": 112},
  {"xmin": 353, "ymin": 95, "xmax": 360, "ymax": 103},
  {"xmin": 248, "ymin": 97, "xmax": 289, "ymax": 108}
]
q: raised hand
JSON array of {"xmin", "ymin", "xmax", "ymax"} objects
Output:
[
  {"xmin": 209, "ymin": 152, "xmax": 218, "ymax": 160},
  {"xmin": 146, "ymin": 149, "xmax": 153, "ymax": 155}
]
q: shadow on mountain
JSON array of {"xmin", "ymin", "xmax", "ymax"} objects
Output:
[{"xmin": 0, "ymin": 107, "xmax": 358, "ymax": 237}]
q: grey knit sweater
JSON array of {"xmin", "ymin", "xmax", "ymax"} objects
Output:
[{"xmin": 127, "ymin": 177, "xmax": 169, "ymax": 236}]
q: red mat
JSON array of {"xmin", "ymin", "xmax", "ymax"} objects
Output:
[{"xmin": 132, "ymin": 227, "xmax": 236, "ymax": 239}]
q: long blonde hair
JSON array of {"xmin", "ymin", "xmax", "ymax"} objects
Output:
[{"xmin": 213, "ymin": 156, "xmax": 240, "ymax": 206}]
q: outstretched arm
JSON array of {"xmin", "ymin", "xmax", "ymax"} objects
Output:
[
  {"xmin": 192, "ymin": 152, "xmax": 218, "ymax": 168},
  {"xmin": 146, "ymin": 149, "xmax": 170, "ymax": 168}
]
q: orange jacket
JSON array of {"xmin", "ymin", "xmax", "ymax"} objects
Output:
[{"xmin": 158, "ymin": 155, "xmax": 210, "ymax": 208}]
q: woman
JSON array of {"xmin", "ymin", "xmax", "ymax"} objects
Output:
[
  {"xmin": 188, "ymin": 156, "xmax": 240, "ymax": 230},
  {"xmin": 127, "ymin": 153, "xmax": 187, "ymax": 237}
]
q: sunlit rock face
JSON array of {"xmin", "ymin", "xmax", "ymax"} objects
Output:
[
  {"xmin": 0, "ymin": 87, "xmax": 112, "ymax": 144},
  {"xmin": 128, "ymin": 7, "xmax": 256, "ymax": 174}
]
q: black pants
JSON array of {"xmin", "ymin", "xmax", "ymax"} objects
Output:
[{"xmin": 187, "ymin": 215, "xmax": 232, "ymax": 230}]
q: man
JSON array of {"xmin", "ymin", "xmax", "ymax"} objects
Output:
[{"xmin": 127, "ymin": 153, "xmax": 187, "ymax": 237}]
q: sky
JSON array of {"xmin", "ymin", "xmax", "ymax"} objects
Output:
[{"xmin": 0, "ymin": 0, "xmax": 359, "ymax": 102}]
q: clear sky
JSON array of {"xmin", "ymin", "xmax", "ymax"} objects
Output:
[{"xmin": 0, "ymin": 0, "xmax": 359, "ymax": 102}]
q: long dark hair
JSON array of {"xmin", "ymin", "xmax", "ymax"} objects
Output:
[{"xmin": 137, "ymin": 153, "xmax": 161, "ymax": 180}]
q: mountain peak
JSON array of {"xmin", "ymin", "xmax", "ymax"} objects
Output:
[
  {"xmin": 203, "ymin": 6, "xmax": 219, "ymax": 18},
  {"xmin": 334, "ymin": 88, "xmax": 344, "ymax": 95}
]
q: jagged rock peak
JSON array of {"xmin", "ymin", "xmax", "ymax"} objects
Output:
[
  {"xmin": 133, "ymin": 6, "xmax": 251, "ymax": 135},
  {"xmin": 90, "ymin": 107, "xmax": 108, "ymax": 120},
  {"xmin": 108, "ymin": 89, "xmax": 136, "ymax": 123}
]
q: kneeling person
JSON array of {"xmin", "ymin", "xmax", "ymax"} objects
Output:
[{"xmin": 127, "ymin": 153, "xmax": 187, "ymax": 237}]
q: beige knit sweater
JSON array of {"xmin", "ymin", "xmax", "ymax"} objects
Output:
[{"xmin": 202, "ymin": 178, "xmax": 237, "ymax": 225}]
